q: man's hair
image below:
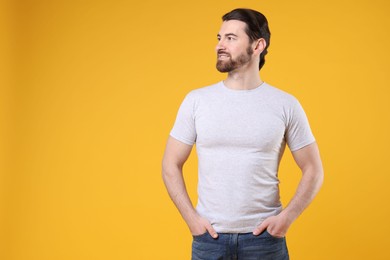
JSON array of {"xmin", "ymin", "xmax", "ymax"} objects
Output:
[{"xmin": 222, "ymin": 8, "xmax": 271, "ymax": 71}]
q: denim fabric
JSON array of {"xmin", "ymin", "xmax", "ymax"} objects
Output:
[{"xmin": 192, "ymin": 231, "xmax": 289, "ymax": 260}]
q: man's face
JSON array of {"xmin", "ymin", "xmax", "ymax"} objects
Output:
[{"xmin": 216, "ymin": 20, "xmax": 254, "ymax": 73}]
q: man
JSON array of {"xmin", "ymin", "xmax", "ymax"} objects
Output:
[{"xmin": 162, "ymin": 8, "xmax": 323, "ymax": 260}]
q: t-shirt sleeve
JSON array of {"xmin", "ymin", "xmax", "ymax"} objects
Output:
[
  {"xmin": 169, "ymin": 92, "xmax": 197, "ymax": 146},
  {"xmin": 285, "ymin": 98, "xmax": 316, "ymax": 151}
]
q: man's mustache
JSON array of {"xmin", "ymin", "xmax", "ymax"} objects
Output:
[{"xmin": 217, "ymin": 51, "xmax": 231, "ymax": 56}]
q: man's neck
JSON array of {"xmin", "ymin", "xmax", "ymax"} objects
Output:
[{"xmin": 223, "ymin": 66, "xmax": 263, "ymax": 90}]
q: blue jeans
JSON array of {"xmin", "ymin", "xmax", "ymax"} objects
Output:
[{"xmin": 192, "ymin": 231, "xmax": 289, "ymax": 260}]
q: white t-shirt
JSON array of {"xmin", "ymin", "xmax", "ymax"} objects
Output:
[{"xmin": 170, "ymin": 81, "xmax": 315, "ymax": 233}]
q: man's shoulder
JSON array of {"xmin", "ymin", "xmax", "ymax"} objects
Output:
[
  {"xmin": 188, "ymin": 82, "xmax": 221, "ymax": 95},
  {"xmin": 183, "ymin": 82, "xmax": 222, "ymax": 103},
  {"xmin": 263, "ymin": 83, "xmax": 299, "ymax": 104},
  {"xmin": 263, "ymin": 83, "xmax": 294, "ymax": 97}
]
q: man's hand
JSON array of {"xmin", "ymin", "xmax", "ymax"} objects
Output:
[
  {"xmin": 252, "ymin": 212, "xmax": 293, "ymax": 238},
  {"xmin": 189, "ymin": 214, "xmax": 218, "ymax": 238}
]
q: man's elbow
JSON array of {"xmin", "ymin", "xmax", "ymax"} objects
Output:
[
  {"xmin": 161, "ymin": 159, "xmax": 180, "ymax": 182},
  {"xmin": 313, "ymin": 167, "xmax": 324, "ymax": 191},
  {"xmin": 303, "ymin": 164, "xmax": 324, "ymax": 191},
  {"xmin": 161, "ymin": 159, "xmax": 171, "ymax": 181}
]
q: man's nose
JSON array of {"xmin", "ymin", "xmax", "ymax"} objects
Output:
[{"xmin": 216, "ymin": 39, "xmax": 225, "ymax": 52}]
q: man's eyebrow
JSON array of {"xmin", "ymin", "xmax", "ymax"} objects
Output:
[
  {"xmin": 225, "ymin": 33, "xmax": 238, "ymax": 37},
  {"xmin": 217, "ymin": 33, "xmax": 238, "ymax": 38}
]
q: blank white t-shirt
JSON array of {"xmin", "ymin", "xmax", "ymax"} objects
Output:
[{"xmin": 170, "ymin": 81, "xmax": 315, "ymax": 233}]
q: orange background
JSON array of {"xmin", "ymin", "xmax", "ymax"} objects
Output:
[{"xmin": 1, "ymin": 0, "xmax": 390, "ymax": 259}]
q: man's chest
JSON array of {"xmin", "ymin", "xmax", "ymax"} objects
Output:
[{"xmin": 195, "ymin": 101, "xmax": 286, "ymax": 151}]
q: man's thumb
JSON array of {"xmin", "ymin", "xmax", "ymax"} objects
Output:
[
  {"xmin": 206, "ymin": 224, "xmax": 218, "ymax": 239},
  {"xmin": 253, "ymin": 222, "xmax": 267, "ymax": 236}
]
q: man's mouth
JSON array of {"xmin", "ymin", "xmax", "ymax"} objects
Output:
[{"xmin": 218, "ymin": 52, "xmax": 230, "ymax": 59}]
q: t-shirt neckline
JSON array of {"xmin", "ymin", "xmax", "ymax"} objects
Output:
[{"xmin": 220, "ymin": 81, "xmax": 266, "ymax": 93}]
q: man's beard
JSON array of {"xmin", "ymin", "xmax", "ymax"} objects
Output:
[{"xmin": 216, "ymin": 46, "xmax": 253, "ymax": 73}]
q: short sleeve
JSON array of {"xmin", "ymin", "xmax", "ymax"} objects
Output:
[
  {"xmin": 169, "ymin": 92, "xmax": 197, "ymax": 145},
  {"xmin": 285, "ymin": 98, "xmax": 316, "ymax": 151}
]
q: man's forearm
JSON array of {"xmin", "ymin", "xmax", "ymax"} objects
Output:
[
  {"xmin": 162, "ymin": 164, "xmax": 198, "ymax": 225},
  {"xmin": 253, "ymin": 166, "xmax": 323, "ymax": 237},
  {"xmin": 282, "ymin": 166, "xmax": 324, "ymax": 222},
  {"xmin": 162, "ymin": 162, "xmax": 218, "ymax": 237}
]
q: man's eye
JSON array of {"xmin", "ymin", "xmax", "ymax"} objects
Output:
[{"xmin": 227, "ymin": 37, "xmax": 234, "ymax": 40}]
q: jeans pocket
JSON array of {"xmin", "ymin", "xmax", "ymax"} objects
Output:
[
  {"xmin": 192, "ymin": 232, "xmax": 209, "ymax": 241},
  {"xmin": 265, "ymin": 230, "xmax": 284, "ymax": 239}
]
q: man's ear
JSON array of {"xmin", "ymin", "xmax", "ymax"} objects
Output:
[{"xmin": 253, "ymin": 38, "xmax": 266, "ymax": 55}]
